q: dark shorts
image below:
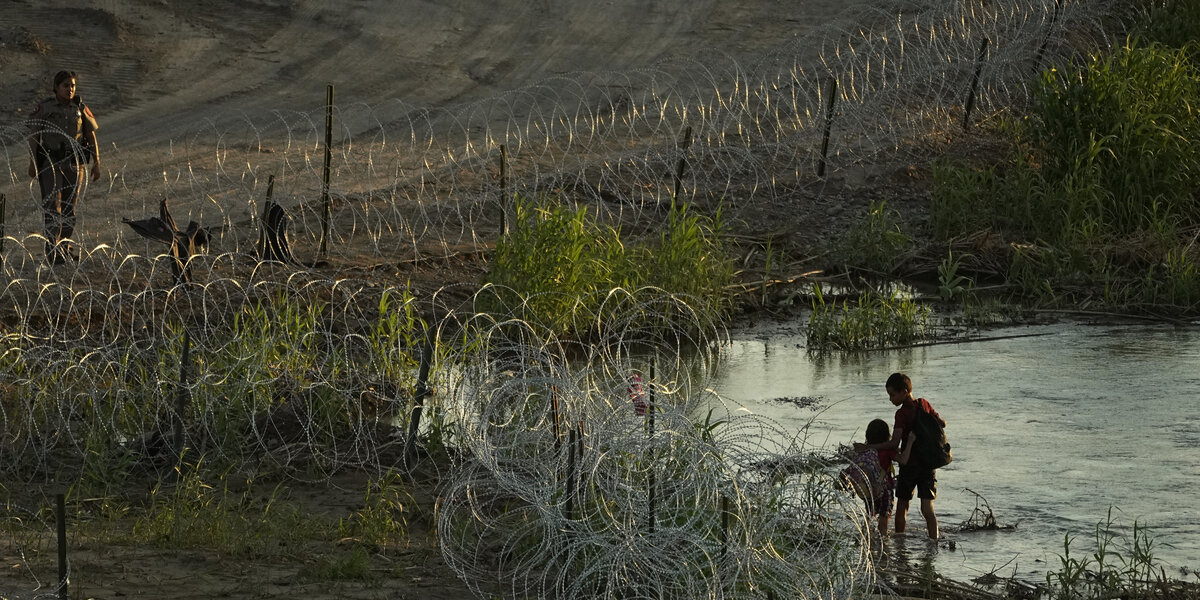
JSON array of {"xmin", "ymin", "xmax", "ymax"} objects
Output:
[
  {"xmin": 896, "ymin": 466, "xmax": 937, "ymax": 501},
  {"xmin": 870, "ymin": 487, "xmax": 895, "ymax": 517}
]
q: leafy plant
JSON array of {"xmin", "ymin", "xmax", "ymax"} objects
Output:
[
  {"xmin": 483, "ymin": 194, "xmax": 732, "ymax": 337},
  {"xmin": 937, "ymin": 251, "xmax": 972, "ymax": 302},
  {"xmin": 807, "ymin": 284, "xmax": 931, "ymax": 351},
  {"xmin": 338, "ymin": 472, "xmax": 415, "ymax": 548},
  {"xmin": 836, "ymin": 200, "xmax": 912, "ymax": 273},
  {"xmin": 1045, "ymin": 509, "xmax": 1162, "ymax": 600}
]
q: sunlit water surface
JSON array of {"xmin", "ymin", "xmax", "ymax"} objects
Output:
[{"xmin": 711, "ymin": 321, "xmax": 1200, "ymax": 584}]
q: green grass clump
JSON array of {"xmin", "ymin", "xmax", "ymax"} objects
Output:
[
  {"xmin": 806, "ymin": 285, "xmax": 931, "ymax": 351},
  {"xmin": 836, "ymin": 200, "xmax": 913, "ymax": 273},
  {"xmin": 337, "ymin": 472, "xmax": 414, "ymax": 548},
  {"xmin": 1028, "ymin": 40, "xmax": 1200, "ymax": 239},
  {"xmin": 930, "ymin": 36, "xmax": 1200, "ymax": 313},
  {"xmin": 312, "ymin": 545, "xmax": 375, "ymax": 581},
  {"xmin": 133, "ymin": 464, "xmax": 323, "ymax": 556},
  {"xmin": 1045, "ymin": 509, "xmax": 1164, "ymax": 600},
  {"xmin": 483, "ymin": 194, "xmax": 732, "ymax": 337}
]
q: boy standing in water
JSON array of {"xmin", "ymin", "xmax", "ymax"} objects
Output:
[{"xmin": 856, "ymin": 372, "xmax": 946, "ymax": 539}]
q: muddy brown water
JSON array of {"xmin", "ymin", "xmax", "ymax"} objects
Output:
[{"xmin": 712, "ymin": 320, "xmax": 1200, "ymax": 584}]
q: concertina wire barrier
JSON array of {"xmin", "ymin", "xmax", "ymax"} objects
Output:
[{"xmin": 0, "ymin": 1, "xmax": 1120, "ymax": 597}]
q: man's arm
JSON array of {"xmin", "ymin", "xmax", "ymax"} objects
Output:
[
  {"xmin": 28, "ymin": 135, "xmax": 39, "ymax": 179},
  {"xmin": 26, "ymin": 101, "xmax": 42, "ymax": 179},
  {"xmin": 85, "ymin": 129, "xmax": 100, "ymax": 181}
]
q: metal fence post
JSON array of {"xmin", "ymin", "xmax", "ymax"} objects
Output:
[
  {"xmin": 672, "ymin": 125, "xmax": 693, "ymax": 202},
  {"xmin": 817, "ymin": 77, "xmax": 838, "ymax": 177},
  {"xmin": 320, "ymin": 84, "xmax": 334, "ymax": 255},
  {"xmin": 403, "ymin": 333, "xmax": 434, "ymax": 468},
  {"xmin": 963, "ymin": 37, "xmax": 991, "ymax": 131},
  {"xmin": 56, "ymin": 493, "xmax": 68, "ymax": 600},
  {"xmin": 499, "ymin": 144, "xmax": 509, "ymax": 236}
]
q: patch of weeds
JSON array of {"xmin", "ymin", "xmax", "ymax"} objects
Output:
[
  {"xmin": 807, "ymin": 284, "xmax": 931, "ymax": 351},
  {"xmin": 312, "ymin": 545, "xmax": 375, "ymax": 581},
  {"xmin": 132, "ymin": 461, "xmax": 325, "ymax": 556},
  {"xmin": 483, "ymin": 194, "xmax": 733, "ymax": 337},
  {"xmin": 1133, "ymin": 0, "xmax": 1200, "ymax": 62},
  {"xmin": 930, "ymin": 34, "xmax": 1200, "ymax": 314},
  {"xmin": 338, "ymin": 471, "xmax": 414, "ymax": 548},
  {"xmin": 836, "ymin": 200, "xmax": 912, "ymax": 273}
]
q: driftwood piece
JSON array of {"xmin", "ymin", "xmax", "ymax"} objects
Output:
[
  {"xmin": 122, "ymin": 198, "xmax": 211, "ymax": 284},
  {"xmin": 257, "ymin": 200, "xmax": 296, "ymax": 264},
  {"xmin": 959, "ymin": 488, "xmax": 1018, "ymax": 532}
]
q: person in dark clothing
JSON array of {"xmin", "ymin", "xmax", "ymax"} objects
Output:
[{"xmin": 26, "ymin": 70, "xmax": 101, "ymax": 264}]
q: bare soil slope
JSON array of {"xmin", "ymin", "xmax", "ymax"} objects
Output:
[{"xmin": 3, "ymin": 0, "xmax": 862, "ymax": 151}]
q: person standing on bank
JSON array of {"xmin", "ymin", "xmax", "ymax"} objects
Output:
[
  {"xmin": 26, "ymin": 70, "xmax": 101, "ymax": 264},
  {"xmin": 855, "ymin": 372, "xmax": 946, "ymax": 539}
]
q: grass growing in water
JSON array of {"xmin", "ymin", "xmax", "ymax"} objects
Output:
[{"xmin": 1044, "ymin": 509, "xmax": 1168, "ymax": 600}]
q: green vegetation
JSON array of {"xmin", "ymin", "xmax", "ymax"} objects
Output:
[
  {"xmin": 836, "ymin": 200, "xmax": 913, "ymax": 274},
  {"xmin": 312, "ymin": 545, "xmax": 375, "ymax": 581},
  {"xmin": 937, "ymin": 251, "xmax": 972, "ymax": 302},
  {"xmin": 0, "ymin": 467, "xmax": 436, "ymax": 590},
  {"xmin": 1044, "ymin": 509, "xmax": 1166, "ymax": 600},
  {"xmin": 337, "ymin": 471, "xmax": 414, "ymax": 547},
  {"xmin": 807, "ymin": 285, "xmax": 931, "ymax": 351},
  {"xmin": 1133, "ymin": 0, "xmax": 1200, "ymax": 61},
  {"xmin": 930, "ymin": 32, "xmax": 1200, "ymax": 314},
  {"xmin": 482, "ymin": 194, "xmax": 733, "ymax": 337},
  {"xmin": 0, "ymin": 288, "xmax": 436, "ymax": 499},
  {"xmin": 133, "ymin": 461, "xmax": 320, "ymax": 556}
]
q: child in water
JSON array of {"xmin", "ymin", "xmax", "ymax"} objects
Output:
[{"xmin": 861, "ymin": 418, "xmax": 900, "ymax": 536}]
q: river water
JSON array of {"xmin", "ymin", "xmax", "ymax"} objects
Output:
[{"xmin": 711, "ymin": 320, "xmax": 1200, "ymax": 584}]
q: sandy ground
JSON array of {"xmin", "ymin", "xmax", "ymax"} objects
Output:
[
  {"xmin": 0, "ymin": 0, "xmax": 913, "ymax": 286},
  {"xmin": 0, "ymin": 1, "xmax": 891, "ymax": 599}
]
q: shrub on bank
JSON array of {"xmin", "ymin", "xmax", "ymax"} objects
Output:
[
  {"xmin": 931, "ymin": 36, "xmax": 1200, "ymax": 312},
  {"xmin": 807, "ymin": 285, "xmax": 931, "ymax": 352},
  {"xmin": 482, "ymin": 194, "xmax": 733, "ymax": 338}
]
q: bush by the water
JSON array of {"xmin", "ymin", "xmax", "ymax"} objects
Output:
[
  {"xmin": 482, "ymin": 194, "xmax": 733, "ymax": 337},
  {"xmin": 931, "ymin": 35, "xmax": 1200, "ymax": 311},
  {"xmin": 807, "ymin": 285, "xmax": 931, "ymax": 352}
]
